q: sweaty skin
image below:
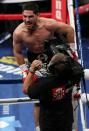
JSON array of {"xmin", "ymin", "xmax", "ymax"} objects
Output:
[{"xmin": 13, "ymin": 10, "xmax": 74, "ymax": 65}]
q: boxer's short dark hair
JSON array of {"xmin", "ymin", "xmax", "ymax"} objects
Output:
[{"xmin": 22, "ymin": 2, "xmax": 39, "ymax": 14}]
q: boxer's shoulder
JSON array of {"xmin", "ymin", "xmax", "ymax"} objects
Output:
[
  {"xmin": 39, "ymin": 17, "xmax": 58, "ymax": 31},
  {"xmin": 14, "ymin": 22, "xmax": 26, "ymax": 33},
  {"xmin": 39, "ymin": 17, "xmax": 56, "ymax": 26},
  {"xmin": 13, "ymin": 22, "xmax": 26, "ymax": 38}
]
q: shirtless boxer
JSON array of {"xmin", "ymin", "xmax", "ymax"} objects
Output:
[{"xmin": 13, "ymin": 2, "xmax": 75, "ymax": 131}]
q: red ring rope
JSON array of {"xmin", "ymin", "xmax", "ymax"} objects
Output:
[
  {"xmin": 0, "ymin": 3, "xmax": 89, "ymax": 21},
  {"xmin": 77, "ymin": 4, "xmax": 89, "ymax": 15},
  {"xmin": 0, "ymin": 13, "xmax": 52, "ymax": 20}
]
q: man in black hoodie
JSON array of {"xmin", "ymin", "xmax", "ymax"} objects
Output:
[{"xmin": 23, "ymin": 52, "xmax": 75, "ymax": 131}]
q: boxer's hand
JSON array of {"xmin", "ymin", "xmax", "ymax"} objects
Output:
[{"xmin": 19, "ymin": 64, "xmax": 29, "ymax": 81}]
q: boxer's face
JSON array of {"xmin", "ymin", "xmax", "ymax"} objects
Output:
[{"xmin": 22, "ymin": 10, "xmax": 38, "ymax": 29}]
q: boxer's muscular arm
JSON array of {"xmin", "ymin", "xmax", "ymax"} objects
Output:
[
  {"xmin": 46, "ymin": 20, "xmax": 74, "ymax": 43},
  {"xmin": 13, "ymin": 31, "xmax": 25, "ymax": 65},
  {"xmin": 13, "ymin": 31, "xmax": 29, "ymax": 81},
  {"xmin": 55, "ymin": 22, "xmax": 74, "ymax": 43}
]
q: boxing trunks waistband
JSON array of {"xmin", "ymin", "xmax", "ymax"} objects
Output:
[{"xmin": 27, "ymin": 49, "xmax": 53, "ymax": 64}]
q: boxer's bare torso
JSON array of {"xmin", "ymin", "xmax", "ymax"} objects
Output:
[
  {"xmin": 13, "ymin": 10, "xmax": 74, "ymax": 65},
  {"xmin": 13, "ymin": 17, "xmax": 55, "ymax": 53}
]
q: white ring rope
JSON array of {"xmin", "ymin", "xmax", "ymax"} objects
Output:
[
  {"xmin": 0, "ymin": 0, "xmax": 44, "ymax": 4},
  {"xmin": 81, "ymin": 93, "xmax": 89, "ymax": 104},
  {"xmin": 0, "ymin": 97, "xmax": 39, "ymax": 105},
  {"xmin": 0, "ymin": 93, "xmax": 89, "ymax": 105}
]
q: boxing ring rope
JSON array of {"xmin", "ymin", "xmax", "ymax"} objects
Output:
[
  {"xmin": 74, "ymin": 0, "xmax": 89, "ymax": 130},
  {"xmin": 0, "ymin": 97, "xmax": 39, "ymax": 105},
  {"xmin": 0, "ymin": 13, "xmax": 52, "ymax": 20},
  {"xmin": 76, "ymin": 4, "xmax": 89, "ymax": 15},
  {"xmin": 0, "ymin": 2, "xmax": 89, "ymax": 20},
  {"xmin": 0, "ymin": 3, "xmax": 89, "ymax": 20},
  {"xmin": 0, "ymin": 0, "xmax": 42, "ymax": 4},
  {"xmin": 0, "ymin": 91, "xmax": 88, "ymax": 105},
  {"xmin": 68, "ymin": 0, "xmax": 89, "ymax": 131}
]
